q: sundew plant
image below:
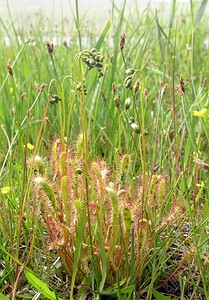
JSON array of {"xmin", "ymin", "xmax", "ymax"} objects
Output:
[{"xmin": 0, "ymin": 0, "xmax": 209, "ymax": 299}]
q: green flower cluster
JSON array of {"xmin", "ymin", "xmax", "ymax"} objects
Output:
[
  {"xmin": 76, "ymin": 81, "xmax": 87, "ymax": 95},
  {"xmin": 81, "ymin": 48, "xmax": 105, "ymax": 78},
  {"xmin": 49, "ymin": 94, "xmax": 62, "ymax": 105},
  {"xmin": 129, "ymin": 117, "xmax": 140, "ymax": 134},
  {"xmin": 125, "ymin": 68, "xmax": 135, "ymax": 90}
]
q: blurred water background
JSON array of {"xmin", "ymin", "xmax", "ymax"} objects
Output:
[
  {"xmin": 0, "ymin": 0, "xmax": 203, "ymax": 27},
  {"xmin": 1, "ymin": 0, "xmax": 208, "ymax": 46}
]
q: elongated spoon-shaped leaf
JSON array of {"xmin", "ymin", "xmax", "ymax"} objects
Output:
[
  {"xmin": 25, "ymin": 271, "xmax": 63, "ymax": 300},
  {"xmin": 0, "ymin": 293, "xmax": 10, "ymax": 300},
  {"xmin": 151, "ymin": 289, "xmax": 178, "ymax": 300}
]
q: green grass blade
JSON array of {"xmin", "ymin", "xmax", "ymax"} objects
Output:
[
  {"xmin": 70, "ymin": 204, "xmax": 87, "ymax": 300},
  {"xmin": 156, "ymin": 14, "xmax": 165, "ymax": 62},
  {"xmin": 194, "ymin": 0, "xmax": 208, "ymax": 29},
  {"xmin": 151, "ymin": 289, "xmax": 178, "ymax": 300},
  {"xmin": 168, "ymin": 0, "xmax": 176, "ymax": 30},
  {"xmin": 32, "ymin": 290, "xmax": 45, "ymax": 300},
  {"xmin": 24, "ymin": 271, "xmax": 64, "ymax": 300},
  {"xmin": 120, "ymin": 285, "xmax": 134, "ymax": 294},
  {"xmin": 97, "ymin": 232, "xmax": 107, "ymax": 293},
  {"xmin": 109, "ymin": 0, "xmax": 126, "ymax": 91},
  {"xmin": 155, "ymin": 16, "xmax": 190, "ymax": 77},
  {"xmin": 0, "ymin": 293, "xmax": 10, "ymax": 300},
  {"xmin": 95, "ymin": 20, "xmax": 112, "ymax": 50}
]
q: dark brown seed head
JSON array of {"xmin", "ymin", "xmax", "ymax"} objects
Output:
[
  {"xmin": 7, "ymin": 63, "xmax": 13, "ymax": 76},
  {"xmin": 112, "ymin": 83, "xmax": 117, "ymax": 94},
  {"xmin": 101, "ymin": 90, "xmax": 106, "ymax": 101},
  {"xmin": 144, "ymin": 89, "xmax": 148, "ymax": 100},
  {"xmin": 161, "ymin": 83, "xmax": 168, "ymax": 96},
  {"xmin": 46, "ymin": 41, "xmax": 54, "ymax": 53},
  {"xmin": 35, "ymin": 82, "xmax": 47, "ymax": 93},
  {"xmin": 179, "ymin": 75, "xmax": 185, "ymax": 93},
  {"xmin": 175, "ymin": 85, "xmax": 184, "ymax": 97},
  {"xmin": 134, "ymin": 81, "xmax": 140, "ymax": 93},
  {"xmin": 202, "ymin": 78, "xmax": 207, "ymax": 89},
  {"xmin": 194, "ymin": 157, "xmax": 209, "ymax": 171},
  {"xmin": 114, "ymin": 94, "xmax": 120, "ymax": 108},
  {"xmin": 120, "ymin": 33, "xmax": 126, "ymax": 51},
  {"xmin": 21, "ymin": 92, "xmax": 26, "ymax": 100}
]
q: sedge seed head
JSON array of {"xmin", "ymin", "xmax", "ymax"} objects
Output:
[
  {"xmin": 120, "ymin": 33, "xmax": 126, "ymax": 51},
  {"xmin": 46, "ymin": 41, "xmax": 54, "ymax": 53},
  {"xmin": 131, "ymin": 123, "xmax": 140, "ymax": 134},
  {"xmin": 125, "ymin": 68, "xmax": 135, "ymax": 75},
  {"xmin": 125, "ymin": 97, "xmax": 131, "ymax": 110},
  {"xmin": 7, "ymin": 63, "xmax": 13, "ymax": 76}
]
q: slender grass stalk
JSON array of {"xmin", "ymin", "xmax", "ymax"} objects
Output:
[
  {"xmin": 75, "ymin": 0, "xmax": 82, "ymax": 51},
  {"xmin": 68, "ymin": 0, "xmax": 82, "ymax": 51},
  {"xmin": 0, "ymin": 43, "xmax": 27, "ymax": 94},
  {"xmin": 171, "ymin": 20, "xmax": 179, "ymax": 175},
  {"xmin": 0, "ymin": 89, "xmax": 42, "ymax": 178},
  {"xmin": 5, "ymin": 0, "xmax": 20, "ymax": 45},
  {"xmin": 15, "ymin": 98, "xmax": 50, "ymax": 284}
]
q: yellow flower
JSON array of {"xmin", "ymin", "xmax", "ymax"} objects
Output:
[
  {"xmin": 27, "ymin": 143, "xmax": 34, "ymax": 150},
  {"xmin": 9, "ymin": 87, "xmax": 14, "ymax": 94},
  {"xmin": 9, "ymin": 84, "xmax": 18, "ymax": 94},
  {"xmin": 193, "ymin": 108, "xmax": 207, "ymax": 117},
  {"xmin": 196, "ymin": 181, "xmax": 205, "ymax": 188},
  {"xmin": 1, "ymin": 186, "xmax": 11, "ymax": 194}
]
